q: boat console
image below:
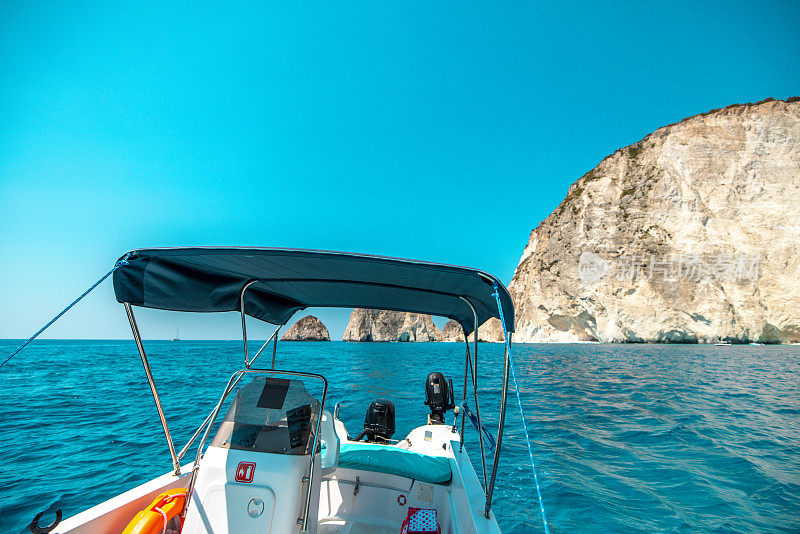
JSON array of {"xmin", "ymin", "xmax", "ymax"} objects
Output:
[{"xmin": 182, "ymin": 375, "xmax": 335, "ymax": 534}]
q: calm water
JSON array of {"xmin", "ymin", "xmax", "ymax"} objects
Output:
[{"xmin": 0, "ymin": 340, "xmax": 798, "ymax": 533}]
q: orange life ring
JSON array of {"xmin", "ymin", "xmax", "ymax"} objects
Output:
[{"xmin": 122, "ymin": 488, "xmax": 187, "ymax": 534}]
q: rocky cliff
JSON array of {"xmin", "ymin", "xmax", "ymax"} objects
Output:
[
  {"xmin": 343, "ymin": 309, "xmax": 443, "ymax": 342},
  {"xmin": 441, "ymin": 318, "xmax": 505, "ymax": 343},
  {"xmin": 280, "ymin": 315, "xmax": 330, "ymax": 341},
  {"xmin": 441, "ymin": 319, "xmax": 463, "ymax": 342},
  {"xmin": 509, "ymin": 97, "xmax": 800, "ymax": 343}
]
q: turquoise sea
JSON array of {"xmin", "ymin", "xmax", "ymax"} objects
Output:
[{"xmin": 0, "ymin": 340, "xmax": 798, "ymax": 533}]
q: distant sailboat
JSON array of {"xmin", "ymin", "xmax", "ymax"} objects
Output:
[{"xmin": 172, "ymin": 328, "xmax": 180, "ymax": 342}]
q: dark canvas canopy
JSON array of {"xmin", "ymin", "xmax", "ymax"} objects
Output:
[{"xmin": 113, "ymin": 247, "xmax": 513, "ymax": 334}]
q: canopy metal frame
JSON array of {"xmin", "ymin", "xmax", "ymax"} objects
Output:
[
  {"xmin": 455, "ymin": 297, "xmax": 510, "ymax": 518},
  {"xmin": 240, "ymin": 279, "xmax": 285, "ymax": 369},
  {"xmin": 459, "ymin": 297, "xmax": 489, "ymax": 491},
  {"xmin": 124, "ymin": 302, "xmax": 181, "ymax": 475},
  {"xmin": 123, "ymin": 300, "xmax": 510, "ymax": 520},
  {"xmin": 118, "ymin": 247, "xmax": 514, "ymax": 521}
]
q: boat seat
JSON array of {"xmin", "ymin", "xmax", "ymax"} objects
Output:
[{"xmin": 337, "ymin": 442, "xmax": 451, "ymax": 484}]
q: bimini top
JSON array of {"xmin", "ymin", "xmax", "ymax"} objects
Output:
[{"xmin": 113, "ymin": 247, "xmax": 513, "ymax": 335}]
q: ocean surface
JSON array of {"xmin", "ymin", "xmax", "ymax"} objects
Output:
[{"xmin": 0, "ymin": 340, "xmax": 798, "ymax": 533}]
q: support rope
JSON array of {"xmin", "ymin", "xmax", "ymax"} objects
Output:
[
  {"xmin": 462, "ymin": 401, "xmax": 497, "ymax": 451},
  {"xmin": 492, "ymin": 282, "xmax": 549, "ymax": 533},
  {"xmin": 0, "ymin": 260, "xmax": 128, "ymax": 369}
]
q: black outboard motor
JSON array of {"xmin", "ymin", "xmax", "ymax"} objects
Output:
[
  {"xmin": 354, "ymin": 399, "xmax": 396, "ymax": 442},
  {"xmin": 424, "ymin": 371, "xmax": 455, "ymax": 424}
]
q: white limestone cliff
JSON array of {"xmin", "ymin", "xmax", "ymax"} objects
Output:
[
  {"xmin": 342, "ymin": 309, "xmax": 443, "ymax": 342},
  {"xmin": 441, "ymin": 318, "xmax": 505, "ymax": 343},
  {"xmin": 509, "ymin": 98, "xmax": 800, "ymax": 343}
]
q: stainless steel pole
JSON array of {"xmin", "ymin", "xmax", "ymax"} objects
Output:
[
  {"xmin": 177, "ymin": 370, "xmax": 248, "ymax": 460},
  {"xmin": 271, "ymin": 326, "xmax": 279, "ymax": 369},
  {"xmin": 246, "ymin": 325, "xmax": 281, "ymax": 370},
  {"xmin": 239, "ymin": 280, "xmax": 259, "ymax": 367},
  {"xmin": 183, "ymin": 370, "xmax": 244, "ymax": 519},
  {"xmin": 473, "ymin": 311, "xmax": 479, "ymax": 383},
  {"xmin": 460, "ymin": 297, "xmax": 488, "ymax": 491},
  {"xmin": 124, "ymin": 302, "xmax": 181, "ymax": 475},
  {"xmin": 459, "ymin": 330, "xmax": 469, "ymax": 452},
  {"xmin": 484, "ymin": 332, "xmax": 511, "ymax": 517},
  {"xmin": 301, "ymin": 377, "xmax": 328, "ymax": 531},
  {"xmin": 466, "ymin": 339, "xmax": 488, "ymax": 491}
]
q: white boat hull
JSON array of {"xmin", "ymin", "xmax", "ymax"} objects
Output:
[{"xmin": 55, "ymin": 424, "xmax": 501, "ymax": 534}]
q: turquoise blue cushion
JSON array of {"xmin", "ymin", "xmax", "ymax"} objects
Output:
[{"xmin": 338, "ymin": 443, "xmax": 452, "ymax": 484}]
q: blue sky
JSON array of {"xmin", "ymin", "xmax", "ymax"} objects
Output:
[{"xmin": 2, "ymin": 1, "xmax": 799, "ymax": 340}]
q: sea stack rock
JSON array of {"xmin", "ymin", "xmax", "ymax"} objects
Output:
[
  {"xmin": 441, "ymin": 318, "xmax": 505, "ymax": 343},
  {"xmin": 441, "ymin": 320, "xmax": 464, "ymax": 342},
  {"xmin": 508, "ymin": 97, "xmax": 800, "ymax": 343},
  {"xmin": 280, "ymin": 315, "xmax": 330, "ymax": 341},
  {"xmin": 343, "ymin": 309, "xmax": 443, "ymax": 342},
  {"xmin": 475, "ymin": 318, "xmax": 505, "ymax": 343}
]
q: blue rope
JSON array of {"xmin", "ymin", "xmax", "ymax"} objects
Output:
[
  {"xmin": 463, "ymin": 400, "xmax": 497, "ymax": 451},
  {"xmin": 492, "ymin": 282, "xmax": 550, "ymax": 534},
  {"xmin": 0, "ymin": 260, "xmax": 128, "ymax": 369}
]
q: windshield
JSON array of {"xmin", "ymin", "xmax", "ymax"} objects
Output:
[{"xmin": 210, "ymin": 376, "xmax": 321, "ymax": 455}]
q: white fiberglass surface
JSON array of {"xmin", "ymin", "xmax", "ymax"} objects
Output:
[{"xmin": 319, "ymin": 474, "xmax": 454, "ymax": 534}]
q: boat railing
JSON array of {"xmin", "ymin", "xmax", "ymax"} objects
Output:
[{"xmin": 173, "ymin": 306, "xmax": 285, "ymax": 461}]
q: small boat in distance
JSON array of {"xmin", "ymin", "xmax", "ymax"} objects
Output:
[
  {"xmin": 172, "ymin": 327, "xmax": 180, "ymax": 341},
  {"xmin": 714, "ymin": 342, "xmax": 731, "ymax": 346}
]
